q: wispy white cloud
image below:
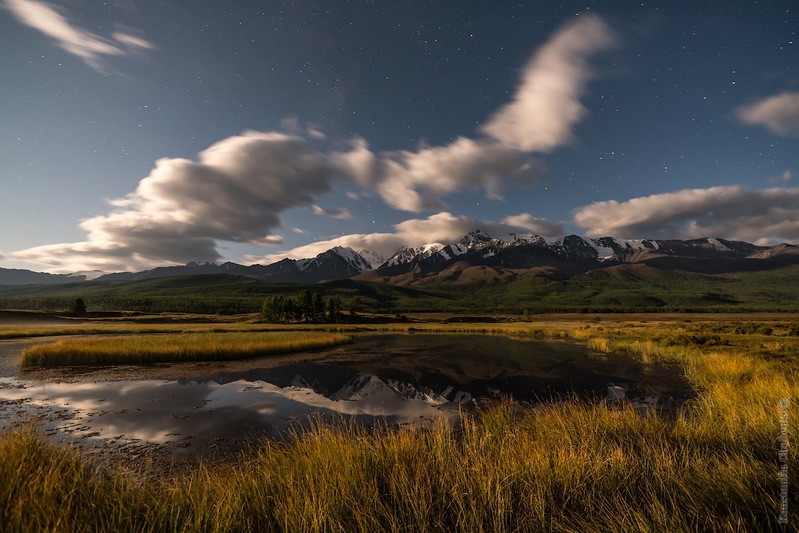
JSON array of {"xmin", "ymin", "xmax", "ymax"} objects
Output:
[
  {"xmin": 250, "ymin": 211, "xmax": 563, "ymax": 264},
  {"xmin": 345, "ymin": 191, "xmax": 372, "ymax": 201},
  {"xmin": 737, "ymin": 92, "xmax": 799, "ymax": 136},
  {"xmin": 258, "ymin": 235, "xmax": 284, "ymax": 245},
  {"xmin": 311, "ymin": 205, "xmax": 354, "ymax": 220},
  {"xmin": 333, "ymin": 135, "xmax": 548, "ymax": 213},
  {"xmin": 573, "ymin": 185, "xmax": 799, "ymax": 243},
  {"xmin": 111, "ymin": 31, "xmax": 154, "ymax": 51},
  {"xmin": 4, "ymin": 0, "xmax": 154, "ymax": 71},
  {"xmin": 307, "ymin": 124, "xmax": 327, "ymax": 140},
  {"xmin": 375, "ymin": 137, "xmax": 549, "ymax": 212},
  {"xmin": 281, "ymin": 116, "xmax": 328, "ymax": 140},
  {"xmin": 502, "ymin": 213, "xmax": 564, "ymax": 236},
  {"xmin": 768, "ymin": 170, "xmax": 794, "ymax": 185},
  {"xmin": 280, "ymin": 116, "xmax": 302, "ymax": 134},
  {"xmin": 481, "ymin": 14, "xmax": 618, "ymax": 152}
]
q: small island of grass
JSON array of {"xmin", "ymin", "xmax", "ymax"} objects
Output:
[{"xmin": 20, "ymin": 331, "xmax": 352, "ymax": 367}]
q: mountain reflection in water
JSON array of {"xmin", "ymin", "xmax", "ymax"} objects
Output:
[{"xmin": 0, "ymin": 334, "xmax": 689, "ymax": 459}]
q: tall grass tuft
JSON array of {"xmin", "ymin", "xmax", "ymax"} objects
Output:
[{"xmin": 1, "ymin": 396, "xmax": 793, "ymax": 531}]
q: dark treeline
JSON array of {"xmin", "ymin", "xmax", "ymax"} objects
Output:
[{"xmin": 259, "ymin": 290, "xmax": 361, "ymax": 323}]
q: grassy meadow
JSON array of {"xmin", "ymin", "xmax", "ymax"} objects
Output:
[{"xmin": 0, "ymin": 317, "xmax": 797, "ymax": 531}]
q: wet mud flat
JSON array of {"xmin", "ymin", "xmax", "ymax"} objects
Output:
[{"xmin": 0, "ymin": 334, "xmax": 692, "ymax": 471}]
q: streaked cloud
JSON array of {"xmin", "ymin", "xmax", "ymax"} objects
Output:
[
  {"xmin": 502, "ymin": 213, "xmax": 564, "ymax": 236},
  {"xmin": 111, "ymin": 31, "xmax": 154, "ymax": 51},
  {"xmin": 737, "ymin": 92, "xmax": 799, "ymax": 136},
  {"xmin": 307, "ymin": 125, "xmax": 327, "ymax": 140},
  {"xmin": 768, "ymin": 170, "xmax": 793, "ymax": 185},
  {"xmin": 4, "ymin": 0, "xmax": 154, "ymax": 71},
  {"xmin": 252, "ymin": 211, "xmax": 563, "ymax": 264},
  {"xmin": 345, "ymin": 191, "xmax": 372, "ymax": 200},
  {"xmin": 281, "ymin": 116, "xmax": 328, "ymax": 140},
  {"xmin": 481, "ymin": 14, "xmax": 618, "ymax": 152},
  {"xmin": 573, "ymin": 185, "xmax": 799, "ymax": 243},
  {"xmin": 376, "ymin": 137, "xmax": 549, "ymax": 212},
  {"xmin": 311, "ymin": 205, "xmax": 354, "ymax": 220},
  {"xmin": 334, "ymin": 136, "xmax": 549, "ymax": 213}
]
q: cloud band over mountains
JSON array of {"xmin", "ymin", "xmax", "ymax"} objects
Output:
[
  {"xmin": 8, "ymin": 12, "xmax": 798, "ymax": 272},
  {"xmin": 251, "ymin": 212, "xmax": 565, "ymax": 265},
  {"xmin": 574, "ymin": 185, "xmax": 799, "ymax": 244}
]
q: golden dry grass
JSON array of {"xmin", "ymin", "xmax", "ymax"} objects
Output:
[{"xmin": 20, "ymin": 331, "xmax": 352, "ymax": 367}]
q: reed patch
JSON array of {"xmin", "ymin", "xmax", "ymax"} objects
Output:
[{"xmin": 20, "ymin": 331, "xmax": 352, "ymax": 367}]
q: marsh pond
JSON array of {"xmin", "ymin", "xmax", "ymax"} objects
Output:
[{"xmin": 0, "ymin": 333, "xmax": 689, "ymax": 463}]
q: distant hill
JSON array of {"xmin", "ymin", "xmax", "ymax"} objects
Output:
[{"xmin": 0, "ymin": 268, "xmax": 85, "ymax": 286}]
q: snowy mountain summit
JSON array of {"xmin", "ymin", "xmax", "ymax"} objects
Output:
[{"xmin": 366, "ymin": 231, "xmax": 789, "ymax": 274}]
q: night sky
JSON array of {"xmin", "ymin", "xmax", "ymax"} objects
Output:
[{"xmin": 1, "ymin": 1, "xmax": 797, "ymax": 272}]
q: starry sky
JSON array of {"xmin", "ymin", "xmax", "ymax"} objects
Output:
[{"xmin": 1, "ymin": 0, "xmax": 798, "ymax": 273}]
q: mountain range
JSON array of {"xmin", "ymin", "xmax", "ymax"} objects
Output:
[
  {"xmin": 358, "ymin": 231, "xmax": 799, "ymax": 286},
  {"xmin": 1, "ymin": 232, "xmax": 798, "ymax": 287}
]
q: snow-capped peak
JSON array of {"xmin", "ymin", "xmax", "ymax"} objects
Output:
[
  {"xmin": 459, "ymin": 229, "xmax": 493, "ymax": 245},
  {"xmin": 586, "ymin": 237, "xmax": 618, "ymax": 259},
  {"xmin": 583, "ymin": 237, "xmax": 659, "ymax": 259},
  {"xmin": 295, "ymin": 247, "xmax": 372, "ymax": 273},
  {"xmin": 328, "ymin": 246, "xmax": 372, "ymax": 272},
  {"xmin": 356, "ymin": 249, "xmax": 387, "ymax": 270},
  {"xmin": 384, "ymin": 243, "xmax": 444, "ymax": 267},
  {"xmin": 509, "ymin": 233, "xmax": 548, "ymax": 246},
  {"xmin": 68, "ymin": 270, "xmax": 107, "ymax": 280},
  {"xmin": 706, "ymin": 237, "xmax": 730, "ymax": 251}
]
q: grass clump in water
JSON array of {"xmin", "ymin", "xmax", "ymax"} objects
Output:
[{"xmin": 20, "ymin": 331, "xmax": 351, "ymax": 367}]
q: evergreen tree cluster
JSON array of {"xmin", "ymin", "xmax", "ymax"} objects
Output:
[
  {"xmin": 259, "ymin": 289, "xmax": 344, "ymax": 323},
  {"xmin": 69, "ymin": 298, "xmax": 87, "ymax": 316}
]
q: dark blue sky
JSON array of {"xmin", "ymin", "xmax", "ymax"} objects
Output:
[{"xmin": 1, "ymin": 1, "xmax": 797, "ymax": 272}]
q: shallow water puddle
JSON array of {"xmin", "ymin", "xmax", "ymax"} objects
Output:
[{"xmin": 0, "ymin": 375, "xmax": 459, "ymax": 459}]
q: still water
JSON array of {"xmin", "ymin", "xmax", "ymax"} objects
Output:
[{"xmin": 0, "ymin": 334, "xmax": 688, "ymax": 460}]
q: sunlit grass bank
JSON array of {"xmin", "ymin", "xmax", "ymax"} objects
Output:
[
  {"xmin": 2, "ymin": 318, "xmax": 798, "ymax": 530},
  {"xmin": 1, "ymin": 398, "xmax": 795, "ymax": 531},
  {"xmin": 20, "ymin": 331, "xmax": 352, "ymax": 367}
]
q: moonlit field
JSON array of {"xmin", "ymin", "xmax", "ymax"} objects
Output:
[{"xmin": 1, "ymin": 1, "xmax": 797, "ymax": 530}]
